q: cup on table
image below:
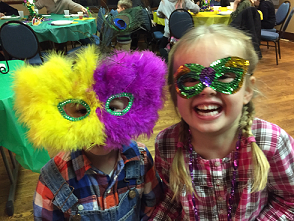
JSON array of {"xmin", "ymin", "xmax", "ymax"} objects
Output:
[
  {"xmin": 78, "ymin": 11, "xmax": 83, "ymax": 19},
  {"xmin": 34, "ymin": 9, "xmax": 39, "ymax": 15},
  {"xmin": 64, "ymin": 10, "xmax": 69, "ymax": 15},
  {"xmin": 18, "ymin": 11, "xmax": 24, "ymax": 18}
]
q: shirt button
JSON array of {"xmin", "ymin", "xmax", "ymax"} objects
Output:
[
  {"xmin": 107, "ymin": 189, "xmax": 111, "ymax": 194},
  {"xmin": 218, "ymin": 196, "xmax": 224, "ymax": 201},
  {"xmin": 215, "ymin": 161, "xmax": 221, "ymax": 167},
  {"xmin": 215, "ymin": 179, "xmax": 221, "ymax": 185},
  {"xmin": 78, "ymin": 204, "xmax": 84, "ymax": 210}
]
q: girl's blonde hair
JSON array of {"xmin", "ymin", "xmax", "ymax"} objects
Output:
[{"xmin": 168, "ymin": 25, "xmax": 270, "ymax": 201}]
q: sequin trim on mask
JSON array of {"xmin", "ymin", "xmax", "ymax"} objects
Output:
[
  {"xmin": 57, "ymin": 99, "xmax": 91, "ymax": 121},
  {"xmin": 174, "ymin": 57, "xmax": 250, "ymax": 99},
  {"xmin": 105, "ymin": 92, "xmax": 134, "ymax": 116}
]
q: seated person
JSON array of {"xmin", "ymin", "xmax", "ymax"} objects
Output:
[
  {"xmin": 115, "ymin": 0, "xmax": 133, "ymax": 50},
  {"xmin": 254, "ymin": 0, "xmax": 275, "ymax": 29},
  {"xmin": 157, "ymin": 0, "xmax": 200, "ymax": 63},
  {"xmin": 231, "ymin": 0, "xmax": 254, "ymax": 20},
  {"xmin": 0, "ymin": 1, "xmax": 19, "ymax": 16},
  {"xmin": 35, "ymin": 0, "xmax": 87, "ymax": 14}
]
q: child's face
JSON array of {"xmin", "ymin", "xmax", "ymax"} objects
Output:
[
  {"xmin": 117, "ymin": 5, "xmax": 125, "ymax": 13},
  {"xmin": 173, "ymin": 39, "xmax": 255, "ymax": 135},
  {"xmin": 85, "ymin": 144, "xmax": 113, "ymax": 155}
]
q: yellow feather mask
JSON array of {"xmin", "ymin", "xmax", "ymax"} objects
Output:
[{"xmin": 13, "ymin": 46, "xmax": 106, "ymax": 152}]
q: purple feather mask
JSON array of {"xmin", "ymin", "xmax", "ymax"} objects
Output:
[{"xmin": 93, "ymin": 50, "xmax": 167, "ymax": 149}]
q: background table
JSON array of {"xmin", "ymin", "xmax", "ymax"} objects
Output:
[
  {"xmin": 0, "ymin": 60, "xmax": 50, "ymax": 173},
  {"xmin": 153, "ymin": 11, "xmax": 231, "ymax": 27},
  {"xmin": 0, "ymin": 14, "xmax": 97, "ymax": 43}
]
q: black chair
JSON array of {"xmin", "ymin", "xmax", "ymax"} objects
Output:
[
  {"xmin": 0, "ymin": 20, "xmax": 43, "ymax": 74},
  {"xmin": 230, "ymin": 7, "xmax": 262, "ymax": 59},
  {"xmin": 169, "ymin": 9, "xmax": 194, "ymax": 39},
  {"xmin": 133, "ymin": 8, "xmax": 163, "ymax": 51},
  {"xmin": 260, "ymin": 7, "xmax": 294, "ymax": 65}
]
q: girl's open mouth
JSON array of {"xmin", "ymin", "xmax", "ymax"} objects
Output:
[{"xmin": 194, "ymin": 104, "xmax": 222, "ymax": 116}]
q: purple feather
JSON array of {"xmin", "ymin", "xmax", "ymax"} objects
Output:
[{"xmin": 93, "ymin": 50, "xmax": 167, "ymax": 149}]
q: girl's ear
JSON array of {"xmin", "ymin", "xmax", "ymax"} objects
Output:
[{"xmin": 243, "ymin": 76, "xmax": 255, "ymax": 105}]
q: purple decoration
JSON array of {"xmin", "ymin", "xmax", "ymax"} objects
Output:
[
  {"xmin": 199, "ymin": 67, "xmax": 215, "ymax": 87},
  {"xmin": 93, "ymin": 50, "xmax": 167, "ymax": 149},
  {"xmin": 188, "ymin": 130, "xmax": 241, "ymax": 221}
]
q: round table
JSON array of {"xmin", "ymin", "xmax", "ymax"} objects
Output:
[
  {"xmin": 0, "ymin": 14, "xmax": 97, "ymax": 43},
  {"xmin": 153, "ymin": 11, "xmax": 232, "ymax": 27},
  {"xmin": 0, "ymin": 60, "xmax": 50, "ymax": 173}
]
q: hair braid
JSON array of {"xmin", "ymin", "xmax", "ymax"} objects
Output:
[{"xmin": 239, "ymin": 101, "xmax": 270, "ymax": 192}]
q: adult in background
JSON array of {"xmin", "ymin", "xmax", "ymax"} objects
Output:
[
  {"xmin": 157, "ymin": 0, "xmax": 200, "ymax": 62},
  {"xmin": 35, "ymin": 0, "xmax": 87, "ymax": 14},
  {"xmin": 254, "ymin": 0, "xmax": 275, "ymax": 29},
  {"xmin": 231, "ymin": 0, "xmax": 254, "ymax": 20},
  {"xmin": 0, "ymin": 1, "xmax": 19, "ymax": 16}
]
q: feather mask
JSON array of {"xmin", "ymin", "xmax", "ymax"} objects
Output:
[{"xmin": 13, "ymin": 46, "xmax": 167, "ymax": 152}]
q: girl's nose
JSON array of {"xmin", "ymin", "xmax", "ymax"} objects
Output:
[{"xmin": 199, "ymin": 86, "xmax": 217, "ymax": 96}]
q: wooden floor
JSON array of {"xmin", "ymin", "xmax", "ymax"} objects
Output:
[{"xmin": 1, "ymin": 40, "xmax": 294, "ymax": 220}]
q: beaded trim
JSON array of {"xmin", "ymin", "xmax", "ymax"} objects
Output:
[
  {"xmin": 105, "ymin": 92, "xmax": 134, "ymax": 116},
  {"xmin": 57, "ymin": 99, "xmax": 91, "ymax": 121},
  {"xmin": 188, "ymin": 130, "xmax": 241, "ymax": 221}
]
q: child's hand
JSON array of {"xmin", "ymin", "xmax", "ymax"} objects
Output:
[
  {"xmin": 151, "ymin": 20, "xmax": 156, "ymax": 27},
  {"xmin": 0, "ymin": 13, "xmax": 4, "ymax": 18}
]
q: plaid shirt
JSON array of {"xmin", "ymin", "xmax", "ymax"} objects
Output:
[
  {"xmin": 33, "ymin": 141, "xmax": 162, "ymax": 220},
  {"xmin": 151, "ymin": 118, "xmax": 294, "ymax": 221}
]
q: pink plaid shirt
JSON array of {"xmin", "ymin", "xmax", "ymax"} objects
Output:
[{"xmin": 151, "ymin": 118, "xmax": 294, "ymax": 221}]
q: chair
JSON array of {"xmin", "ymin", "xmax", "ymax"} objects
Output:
[
  {"xmin": 260, "ymin": 7, "xmax": 294, "ymax": 65},
  {"xmin": 0, "ymin": 20, "xmax": 44, "ymax": 74},
  {"xmin": 261, "ymin": 1, "xmax": 291, "ymax": 33},
  {"xmin": 135, "ymin": 7, "xmax": 163, "ymax": 51},
  {"xmin": 169, "ymin": 9, "xmax": 194, "ymax": 39}
]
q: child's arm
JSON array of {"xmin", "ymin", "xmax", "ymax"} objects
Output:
[
  {"xmin": 33, "ymin": 174, "xmax": 67, "ymax": 220},
  {"xmin": 255, "ymin": 129, "xmax": 294, "ymax": 220},
  {"xmin": 137, "ymin": 143, "xmax": 163, "ymax": 220},
  {"xmin": 149, "ymin": 136, "xmax": 184, "ymax": 220}
]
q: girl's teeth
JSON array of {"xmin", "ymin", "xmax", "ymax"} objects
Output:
[
  {"xmin": 197, "ymin": 105, "xmax": 218, "ymax": 110},
  {"xmin": 197, "ymin": 110, "xmax": 219, "ymax": 116}
]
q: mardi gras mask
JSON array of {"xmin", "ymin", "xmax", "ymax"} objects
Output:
[
  {"xmin": 13, "ymin": 46, "xmax": 166, "ymax": 152},
  {"xmin": 174, "ymin": 57, "xmax": 249, "ymax": 99}
]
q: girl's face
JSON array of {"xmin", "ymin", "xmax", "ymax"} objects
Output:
[{"xmin": 173, "ymin": 38, "xmax": 255, "ymax": 136}]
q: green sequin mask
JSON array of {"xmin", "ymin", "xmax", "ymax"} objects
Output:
[
  {"xmin": 174, "ymin": 57, "xmax": 250, "ymax": 99},
  {"xmin": 57, "ymin": 99, "xmax": 91, "ymax": 121}
]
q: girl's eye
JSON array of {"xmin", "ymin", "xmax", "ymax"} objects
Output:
[
  {"xmin": 182, "ymin": 77, "xmax": 199, "ymax": 87},
  {"xmin": 218, "ymin": 72, "xmax": 236, "ymax": 83},
  {"xmin": 109, "ymin": 97, "xmax": 130, "ymax": 112}
]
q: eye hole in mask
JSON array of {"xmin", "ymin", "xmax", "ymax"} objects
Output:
[
  {"xmin": 105, "ymin": 92, "xmax": 134, "ymax": 116},
  {"xmin": 57, "ymin": 99, "xmax": 91, "ymax": 121}
]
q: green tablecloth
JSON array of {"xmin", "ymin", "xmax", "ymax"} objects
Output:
[
  {"xmin": 153, "ymin": 11, "xmax": 231, "ymax": 27},
  {"xmin": 0, "ymin": 14, "xmax": 97, "ymax": 43},
  {"xmin": 0, "ymin": 60, "xmax": 50, "ymax": 173}
]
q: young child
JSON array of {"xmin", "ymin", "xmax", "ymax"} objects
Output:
[
  {"xmin": 115, "ymin": 0, "xmax": 133, "ymax": 50},
  {"xmin": 13, "ymin": 46, "xmax": 167, "ymax": 220},
  {"xmin": 151, "ymin": 24, "xmax": 294, "ymax": 220}
]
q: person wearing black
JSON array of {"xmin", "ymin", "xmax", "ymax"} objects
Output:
[
  {"xmin": 0, "ymin": 1, "xmax": 19, "ymax": 16},
  {"xmin": 254, "ymin": 0, "xmax": 275, "ymax": 29}
]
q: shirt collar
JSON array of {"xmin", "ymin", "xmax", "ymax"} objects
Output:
[{"xmin": 71, "ymin": 142, "xmax": 141, "ymax": 181}]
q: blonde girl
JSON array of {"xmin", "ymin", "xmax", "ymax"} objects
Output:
[{"xmin": 151, "ymin": 24, "xmax": 294, "ymax": 220}]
